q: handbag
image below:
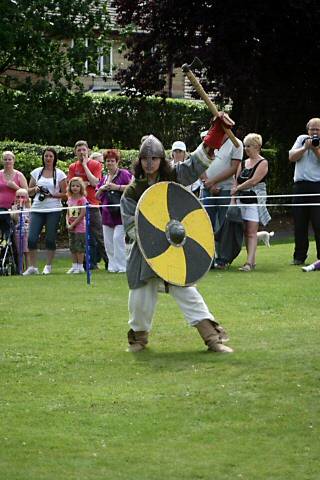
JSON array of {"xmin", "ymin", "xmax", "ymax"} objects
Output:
[
  {"xmin": 106, "ymin": 189, "xmax": 122, "ymax": 216},
  {"xmin": 237, "ymin": 190, "xmax": 257, "ymax": 204},
  {"xmin": 236, "ymin": 158, "xmax": 264, "ymax": 204}
]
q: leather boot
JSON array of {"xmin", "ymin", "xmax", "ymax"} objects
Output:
[
  {"xmin": 213, "ymin": 323, "xmax": 229, "ymax": 343},
  {"xmin": 127, "ymin": 329, "xmax": 149, "ymax": 352},
  {"xmin": 196, "ymin": 319, "xmax": 233, "ymax": 353}
]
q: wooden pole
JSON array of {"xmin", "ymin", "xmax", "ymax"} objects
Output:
[{"xmin": 183, "ymin": 68, "xmax": 239, "ymax": 148}]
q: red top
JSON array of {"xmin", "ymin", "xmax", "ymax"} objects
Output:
[{"xmin": 67, "ymin": 160, "xmax": 102, "ymax": 205}]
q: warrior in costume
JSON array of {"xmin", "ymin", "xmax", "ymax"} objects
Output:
[{"xmin": 120, "ymin": 121, "xmax": 234, "ymax": 354}]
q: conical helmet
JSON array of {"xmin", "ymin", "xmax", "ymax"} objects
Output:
[{"xmin": 139, "ymin": 135, "xmax": 165, "ymax": 159}]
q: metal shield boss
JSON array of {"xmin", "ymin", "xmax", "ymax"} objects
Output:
[{"xmin": 136, "ymin": 182, "xmax": 214, "ymax": 286}]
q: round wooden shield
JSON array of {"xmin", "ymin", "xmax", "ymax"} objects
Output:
[{"xmin": 136, "ymin": 181, "xmax": 214, "ymax": 286}]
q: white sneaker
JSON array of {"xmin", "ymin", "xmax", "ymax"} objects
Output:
[
  {"xmin": 22, "ymin": 266, "xmax": 39, "ymax": 276},
  {"xmin": 42, "ymin": 265, "xmax": 52, "ymax": 275},
  {"xmin": 77, "ymin": 266, "xmax": 85, "ymax": 273},
  {"xmin": 66, "ymin": 266, "xmax": 78, "ymax": 274},
  {"xmin": 302, "ymin": 264, "xmax": 315, "ymax": 272}
]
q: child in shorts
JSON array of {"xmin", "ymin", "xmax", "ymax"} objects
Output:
[
  {"xmin": 10, "ymin": 188, "xmax": 31, "ymax": 272},
  {"xmin": 66, "ymin": 177, "xmax": 87, "ymax": 274}
]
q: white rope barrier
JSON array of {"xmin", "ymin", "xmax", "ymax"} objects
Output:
[
  {"xmin": 0, "ymin": 203, "xmax": 102, "ymax": 215},
  {"xmin": 214, "ymin": 203, "xmax": 320, "ymax": 208},
  {"xmin": 200, "ymin": 192, "xmax": 320, "ymax": 208},
  {"xmin": 0, "ymin": 192, "xmax": 320, "ymax": 216},
  {"xmin": 203, "ymin": 192, "xmax": 320, "ymax": 200},
  {"xmin": 1, "ymin": 190, "xmax": 318, "ymax": 278}
]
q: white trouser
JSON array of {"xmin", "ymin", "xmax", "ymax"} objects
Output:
[
  {"xmin": 102, "ymin": 224, "xmax": 127, "ymax": 272},
  {"xmin": 128, "ymin": 277, "xmax": 214, "ymax": 332}
]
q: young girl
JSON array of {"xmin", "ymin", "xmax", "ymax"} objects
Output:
[
  {"xmin": 10, "ymin": 188, "xmax": 31, "ymax": 272},
  {"xmin": 66, "ymin": 177, "xmax": 87, "ymax": 274}
]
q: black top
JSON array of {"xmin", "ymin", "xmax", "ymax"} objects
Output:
[{"xmin": 237, "ymin": 159, "xmax": 267, "ymax": 185}]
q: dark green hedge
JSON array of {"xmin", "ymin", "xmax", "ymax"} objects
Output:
[
  {"xmin": 0, "ymin": 140, "xmax": 138, "ymax": 178},
  {"xmin": 262, "ymin": 147, "xmax": 294, "ymax": 208},
  {"xmin": 0, "ymin": 87, "xmax": 294, "ymax": 203},
  {"xmin": 0, "ymin": 140, "xmax": 73, "ymax": 175},
  {"xmin": 0, "ymin": 88, "xmax": 211, "ymax": 150}
]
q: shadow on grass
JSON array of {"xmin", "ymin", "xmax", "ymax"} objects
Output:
[
  {"xmin": 125, "ymin": 348, "xmax": 236, "ymax": 371},
  {"xmin": 120, "ymin": 346, "xmax": 284, "ymax": 377}
]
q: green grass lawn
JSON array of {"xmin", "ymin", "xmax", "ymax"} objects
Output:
[{"xmin": 0, "ymin": 239, "xmax": 319, "ymax": 480}]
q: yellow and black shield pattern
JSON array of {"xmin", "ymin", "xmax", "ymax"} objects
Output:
[{"xmin": 136, "ymin": 182, "xmax": 214, "ymax": 286}]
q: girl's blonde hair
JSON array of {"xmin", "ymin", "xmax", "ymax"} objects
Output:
[
  {"xmin": 67, "ymin": 177, "xmax": 87, "ymax": 197},
  {"xmin": 243, "ymin": 133, "xmax": 263, "ymax": 148},
  {"xmin": 15, "ymin": 188, "xmax": 31, "ymax": 208},
  {"xmin": 89, "ymin": 151, "xmax": 104, "ymax": 161}
]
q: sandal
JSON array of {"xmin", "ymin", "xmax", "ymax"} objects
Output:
[{"xmin": 238, "ymin": 263, "xmax": 253, "ymax": 272}]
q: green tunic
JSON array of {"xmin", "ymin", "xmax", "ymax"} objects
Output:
[{"xmin": 121, "ymin": 144, "xmax": 212, "ymax": 289}]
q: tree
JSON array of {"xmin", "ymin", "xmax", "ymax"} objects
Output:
[
  {"xmin": 0, "ymin": 0, "xmax": 111, "ymax": 89},
  {"xmin": 111, "ymin": 0, "xmax": 320, "ymax": 145}
]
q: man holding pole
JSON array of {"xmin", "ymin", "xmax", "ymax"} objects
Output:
[{"xmin": 201, "ymin": 114, "xmax": 243, "ymax": 269}]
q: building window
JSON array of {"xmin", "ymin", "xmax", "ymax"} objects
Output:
[
  {"xmin": 71, "ymin": 39, "xmax": 113, "ymax": 77},
  {"xmin": 84, "ymin": 39, "xmax": 113, "ymax": 77},
  {"xmin": 98, "ymin": 47, "xmax": 113, "ymax": 76}
]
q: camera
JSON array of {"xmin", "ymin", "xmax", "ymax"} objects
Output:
[
  {"xmin": 38, "ymin": 186, "xmax": 50, "ymax": 201},
  {"xmin": 302, "ymin": 135, "xmax": 320, "ymax": 147}
]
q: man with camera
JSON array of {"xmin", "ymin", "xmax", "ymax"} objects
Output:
[{"xmin": 289, "ymin": 117, "xmax": 320, "ymax": 265}]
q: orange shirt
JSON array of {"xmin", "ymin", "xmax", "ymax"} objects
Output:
[{"xmin": 67, "ymin": 159, "xmax": 102, "ymax": 205}]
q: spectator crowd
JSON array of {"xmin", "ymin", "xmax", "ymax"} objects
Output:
[{"xmin": 1, "ymin": 115, "xmax": 320, "ymax": 278}]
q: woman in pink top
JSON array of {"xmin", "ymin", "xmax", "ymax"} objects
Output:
[{"xmin": 0, "ymin": 151, "xmax": 28, "ymax": 239}]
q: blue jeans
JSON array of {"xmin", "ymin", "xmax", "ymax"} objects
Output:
[
  {"xmin": 28, "ymin": 211, "xmax": 61, "ymax": 250},
  {"xmin": 201, "ymin": 187, "xmax": 231, "ymax": 265}
]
